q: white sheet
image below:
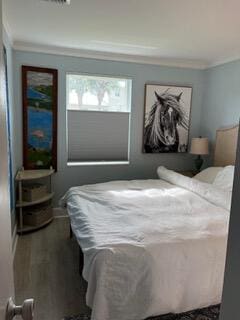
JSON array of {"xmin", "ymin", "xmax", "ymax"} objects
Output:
[
  {"xmin": 213, "ymin": 165, "xmax": 235, "ymax": 192},
  {"xmin": 60, "ymin": 168, "xmax": 230, "ymax": 320},
  {"xmin": 193, "ymin": 167, "xmax": 223, "ymax": 184}
]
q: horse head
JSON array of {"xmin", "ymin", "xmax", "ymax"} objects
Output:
[{"xmin": 153, "ymin": 91, "xmax": 184, "ymax": 146}]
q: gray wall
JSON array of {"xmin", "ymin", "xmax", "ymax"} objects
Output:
[
  {"xmin": 201, "ymin": 60, "xmax": 240, "ymax": 162},
  {"xmin": 13, "ymin": 50, "xmax": 205, "ymax": 203},
  {"xmin": 10, "ymin": 48, "xmax": 240, "ymax": 206}
]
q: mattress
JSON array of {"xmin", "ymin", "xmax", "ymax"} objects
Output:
[{"xmin": 60, "ymin": 167, "xmax": 231, "ymax": 320}]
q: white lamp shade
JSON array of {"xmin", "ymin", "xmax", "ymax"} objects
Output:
[{"xmin": 190, "ymin": 137, "xmax": 209, "ymax": 155}]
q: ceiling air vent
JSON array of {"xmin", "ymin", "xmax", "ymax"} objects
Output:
[{"xmin": 41, "ymin": 0, "xmax": 71, "ymax": 4}]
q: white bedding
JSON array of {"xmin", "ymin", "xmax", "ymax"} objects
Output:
[{"xmin": 60, "ymin": 167, "xmax": 231, "ymax": 320}]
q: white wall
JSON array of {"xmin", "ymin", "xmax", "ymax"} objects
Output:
[{"xmin": 3, "ymin": 27, "xmax": 16, "ymax": 231}]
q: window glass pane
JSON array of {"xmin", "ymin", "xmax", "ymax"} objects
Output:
[{"xmin": 67, "ymin": 74, "xmax": 131, "ymax": 112}]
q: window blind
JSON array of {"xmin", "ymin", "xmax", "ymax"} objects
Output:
[{"xmin": 67, "ymin": 110, "xmax": 130, "ymax": 162}]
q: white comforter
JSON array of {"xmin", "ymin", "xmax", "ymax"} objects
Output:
[{"xmin": 61, "ymin": 167, "xmax": 231, "ymax": 320}]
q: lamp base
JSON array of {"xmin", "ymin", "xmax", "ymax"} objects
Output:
[{"xmin": 194, "ymin": 155, "xmax": 203, "ymax": 172}]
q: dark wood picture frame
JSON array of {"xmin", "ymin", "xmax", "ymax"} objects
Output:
[
  {"xmin": 143, "ymin": 83, "xmax": 193, "ymax": 153},
  {"xmin": 22, "ymin": 66, "xmax": 58, "ymax": 170}
]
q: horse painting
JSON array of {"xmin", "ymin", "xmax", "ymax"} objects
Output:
[{"xmin": 144, "ymin": 88, "xmax": 190, "ymax": 153}]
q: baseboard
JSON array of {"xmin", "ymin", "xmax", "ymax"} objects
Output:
[
  {"xmin": 53, "ymin": 207, "xmax": 68, "ymax": 218},
  {"xmin": 12, "ymin": 223, "xmax": 18, "ymax": 260}
]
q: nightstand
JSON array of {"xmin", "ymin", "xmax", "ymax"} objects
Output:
[{"xmin": 177, "ymin": 171, "xmax": 195, "ymax": 178}]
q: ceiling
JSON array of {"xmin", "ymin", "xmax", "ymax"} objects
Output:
[{"xmin": 3, "ymin": 0, "xmax": 240, "ymax": 69}]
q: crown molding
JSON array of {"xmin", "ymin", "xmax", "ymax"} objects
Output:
[
  {"xmin": 12, "ymin": 40, "xmax": 240, "ymax": 70},
  {"xmin": 206, "ymin": 55, "xmax": 240, "ymax": 69},
  {"xmin": 12, "ymin": 41, "xmax": 209, "ymax": 70}
]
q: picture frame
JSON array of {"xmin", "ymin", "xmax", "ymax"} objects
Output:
[
  {"xmin": 22, "ymin": 66, "xmax": 58, "ymax": 170},
  {"xmin": 143, "ymin": 84, "xmax": 192, "ymax": 153}
]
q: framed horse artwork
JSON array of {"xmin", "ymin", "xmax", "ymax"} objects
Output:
[{"xmin": 143, "ymin": 84, "xmax": 192, "ymax": 153}]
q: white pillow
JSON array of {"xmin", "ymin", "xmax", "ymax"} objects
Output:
[
  {"xmin": 193, "ymin": 167, "xmax": 223, "ymax": 184},
  {"xmin": 213, "ymin": 165, "xmax": 235, "ymax": 192}
]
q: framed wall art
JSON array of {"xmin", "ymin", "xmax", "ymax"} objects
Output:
[
  {"xmin": 22, "ymin": 66, "xmax": 58, "ymax": 170},
  {"xmin": 143, "ymin": 84, "xmax": 192, "ymax": 153}
]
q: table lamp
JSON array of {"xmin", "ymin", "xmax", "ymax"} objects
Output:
[{"xmin": 190, "ymin": 137, "xmax": 209, "ymax": 172}]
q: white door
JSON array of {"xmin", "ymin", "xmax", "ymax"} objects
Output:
[{"xmin": 0, "ymin": 1, "xmax": 15, "ymax": 318}]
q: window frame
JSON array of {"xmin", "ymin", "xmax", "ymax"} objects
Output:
[{"xmin": 66, "ymin": 71, "xmax": 133, "ymax": 166}]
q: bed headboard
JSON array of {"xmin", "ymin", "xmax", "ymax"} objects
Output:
[{"xmin": 214, "ymin": 125, "xmax": 239, "ymax": 166}]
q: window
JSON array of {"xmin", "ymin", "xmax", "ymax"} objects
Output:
[{"xmin": 66, "ymin": 74, "xmax": 132, "ymax": 165}]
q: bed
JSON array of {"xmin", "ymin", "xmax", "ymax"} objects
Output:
[{"xmin": 61, "ymin": 125, "xmax": 238, "ymax": 320}]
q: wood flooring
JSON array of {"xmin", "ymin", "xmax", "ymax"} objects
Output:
[{"xmin": 14, "ymin": 217, "xmax": 91, "ymax": 320}]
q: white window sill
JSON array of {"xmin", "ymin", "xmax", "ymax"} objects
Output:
[{"xmin": 67, "ymin": 161, "xmax": 130, "ymax": 167}]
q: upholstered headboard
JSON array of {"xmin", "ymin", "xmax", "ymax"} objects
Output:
[{"xmin": 214, "ymin": 125, "xmax": 239, "ymax": 166}]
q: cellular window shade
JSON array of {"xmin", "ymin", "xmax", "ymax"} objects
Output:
[{"xmin": 68, "ymin": 111, "xmax": 130, "ymax": 162}]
